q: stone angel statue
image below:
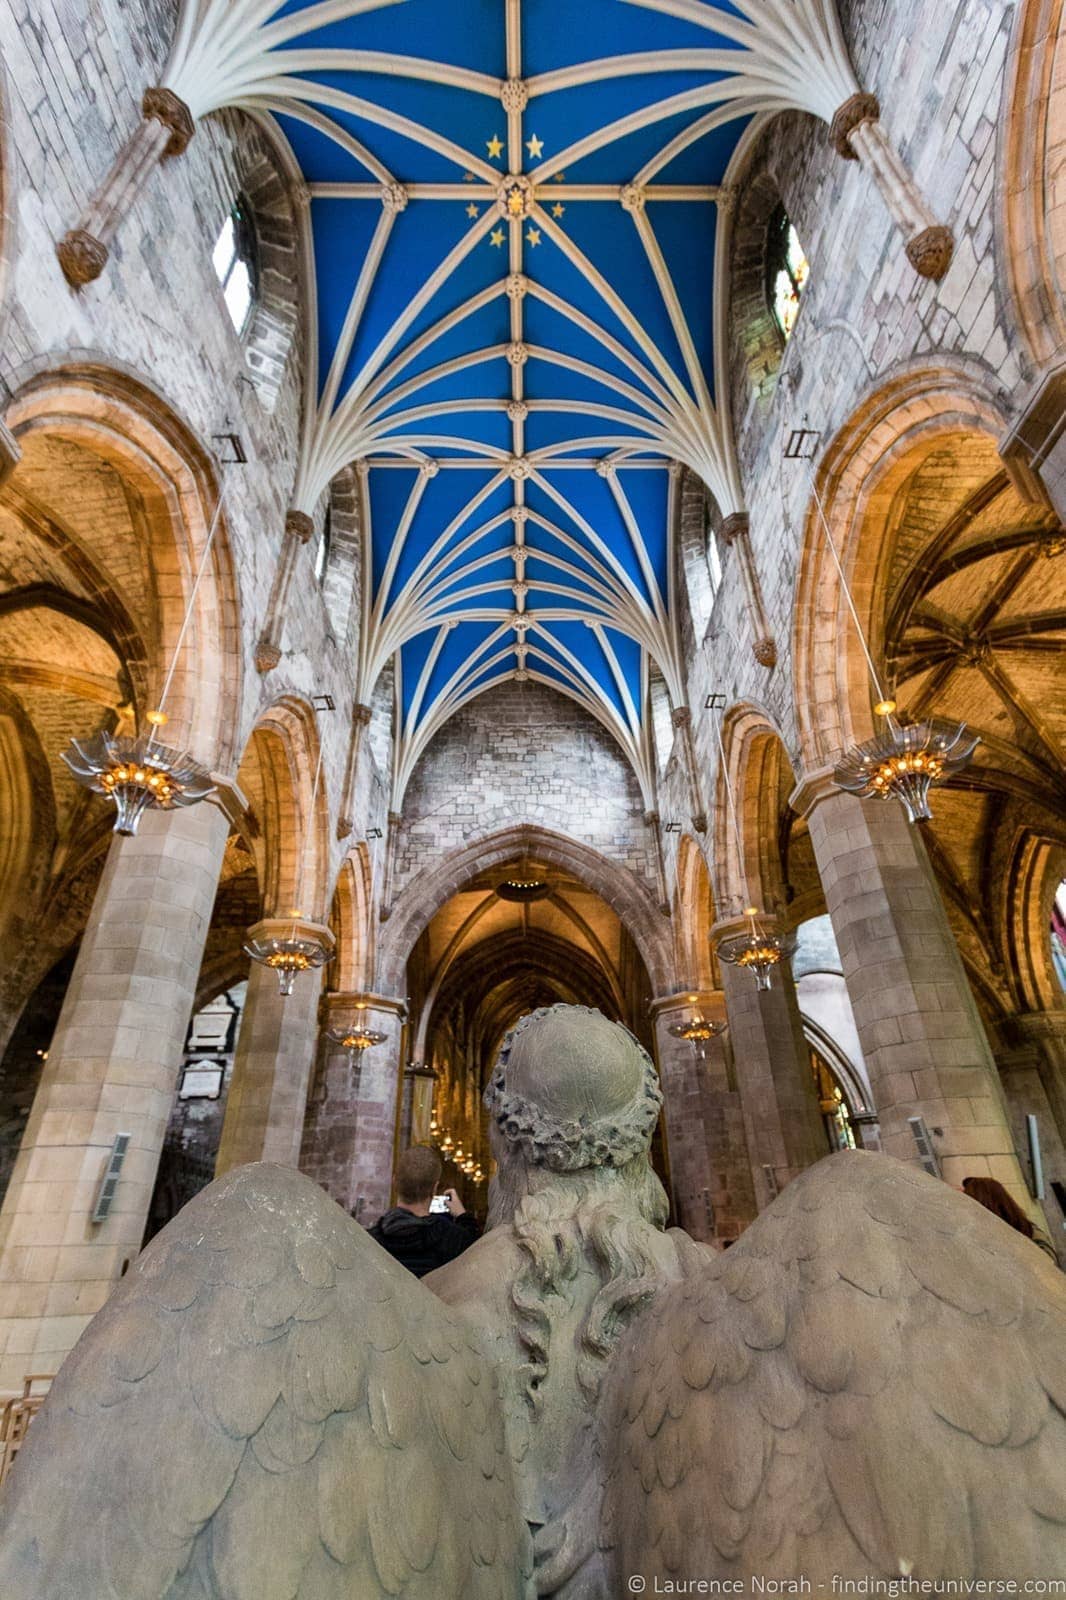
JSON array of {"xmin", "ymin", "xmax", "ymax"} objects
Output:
[{"xmin": 1, "ymin": 1004, "xmax": 1064, "ymax": 1600}]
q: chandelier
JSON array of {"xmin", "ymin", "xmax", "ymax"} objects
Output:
[
  {"xmin": 717, "ymin": 908, "xmax": 797, "ymax": 993},
  {"xmin": 708, "ymin": 702, "xmax": 794, "ymax": 992},
  {"xmin": 244, "ymin": 915, "xmax": 333, "ymax": 997},
  {"xmin": 325, "ymin": 1005, "xmax": 387, "ymax": 1066},
  {"xmin": 802, "ymin": 474, "xmax": 976, "ymax": 825},
  {"xmin": 667, "ymin": 997, "xmax": 727, "ymax": 1059},
  {"xmin": 62, "ymin": 711, "xmax": 214, "ymax": 836},
  {"xmin": 62, "ymin": 490, "xmax": 226, "ymax": 837},
  {"xmin": 246, "ymin": 697, "xmax": 335, "ymax": 995},
  {"xmin": 833, "ymin": 702, "xmax": 978, "ymax": 823}
]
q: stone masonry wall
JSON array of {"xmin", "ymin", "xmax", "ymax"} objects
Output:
[
  {"xmin": 0, "ymin": 0, "xmax": 360, "ymax": 890},
  {"xmin": 391, "ymin": 680, "xmax": 659, "ymax": 905}
]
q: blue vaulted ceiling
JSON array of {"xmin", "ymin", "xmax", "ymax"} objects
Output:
[{"xmin": 166, "ymin": 0, "xmax": 860, "ymax": 798}]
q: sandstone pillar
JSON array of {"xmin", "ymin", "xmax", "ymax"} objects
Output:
[
  {"xmin": 299, "ymin": 991, "xmax": 405, "ymax": 1213},
  {"xmin": 214, "ymin": 917, "xmax": 334, "ymax": 1173},
  {"xmin": 342, "ymin": 996, "xmax": 407, "ymax": 1225},
  {"xmin": 254, "ymin": 510, "xmax": 314, "ymax": 672},
  {"xmin": 717, "ymin": 925, "xmax": 827, "ymax": 1207},
  {"xmin": 792, "ymin": 772, "xmax": 1033, "ymax": 1208},
  {"xmin": 0, "ymin": 800, "xmax": 228, "ymax": 1387},
  {"xmin": 57, "ymin": 89, "xmax": 195, "ymax": 286},
  {"xmin": 719, "ymin": 514, "xmax": 777, "ymax": 668},
  {"xmin": 829, "ymin": 94, "xmax": 953, "ymax": 280},
  {"xmin": 652, "ymin": 991, "xmax": 757, "ymax": 1244}
]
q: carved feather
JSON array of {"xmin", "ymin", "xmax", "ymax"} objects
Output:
[{"xmin": 0, "ymin": 1163, "xmax": 532, "ymax": 1600}]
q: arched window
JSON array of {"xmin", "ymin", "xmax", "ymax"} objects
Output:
[
  {"xmin": 212, "ymin": 195, "xmax": 260, "ymax": 335},
  {"xmin": 765, "ymin": 203, "xmax": 809, "ymax": 342}
]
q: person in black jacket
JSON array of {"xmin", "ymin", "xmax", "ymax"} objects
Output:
[{"xmin": 366, "ymin": 1144, "xmax": 479, "ymax": 1278}]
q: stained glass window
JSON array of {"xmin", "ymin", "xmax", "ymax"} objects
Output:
[
  {"xmin": 766, "ymin": 203, "xmax": 809, "ymax": 341},
  {"xmin": 212, "ymin": 197, "xmax": 259, "ymax": 335}
]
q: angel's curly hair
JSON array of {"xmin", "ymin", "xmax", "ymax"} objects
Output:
[{"xmin": 485, "ymin": 1007, "xmax": 671, "ymax": 1412}]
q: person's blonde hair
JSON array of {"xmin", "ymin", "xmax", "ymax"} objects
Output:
[{"xmin": 396, "ymin": 1145, "xmax": 442, "ymax": 1204}]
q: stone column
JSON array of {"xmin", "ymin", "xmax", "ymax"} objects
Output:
[
  {"xmin": 57, "ymin": 88, "xmax": 195, "ymax": 286},
  {"xmin": 336, "ymin": 703, "xmax": 373, "ymax": 839},
  {"xmin": 718, "ymin": 514, "xmax": 777, "ymax": 668},
  {"xmin": 254, "ymin": 510, "xmax": 314, "ymax": 673},
  {"xmin": 299, "ymin": 995, "xmax": 407, "ymax": 1224},
  {"xmin": 669, "ymin": 709, "xmax": 708, "ymax": 832},
  {"xmin": 379, "ymin": 812, "xmax": 402, "ymax": 921},
  {"xmin": 643, "ymin": 812, "xmax": 671, "ymax": 915},
  {"xmin": 214, "ymin": 917, "xmax": 335, "ymax": 1172},
  {"xmin": 343, "ymin": 996, "xmax": 407, "ymax": 1225},
  {"xmin": 717, "ymin": 921, "xmax": 827, "ymax": 1208},
  {"xmin": 829, "ymin": 93, "xmax": 953, "ymax": 280},
  {"xmin": 791, "ymin": 772, "xmax": 1033, "ymax": 1208},
  {"xmin": 0, "ymin": 800, "xmax": 228, "ymax": 1388},
  {"xmin": 652, "ymin": 991, "xmax": 757, "ymax": 1244}
]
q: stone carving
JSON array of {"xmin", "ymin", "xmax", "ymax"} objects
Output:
[
  {"xmin": 141, "ymin": 87, "xmax": 196, "ymax": 158},
  {"xmin": 2, "ymin": 1005, "xmax": 1065, "ymax": 1599},
  {"xmin": 55, "ymin": 228, "xmax": 109, "ymax": 287},
  {"xmin": 829, "ymin": 90, "xmax": 881, "ymax": 159},
  {"xmin": 905, "ymin": 222, "xmax": 955, "ymax": 280}
]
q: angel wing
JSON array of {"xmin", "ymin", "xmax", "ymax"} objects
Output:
[
  {"xmin": 600, "ymin": 1150, "xmax": 1066, "ymax": 1588},
  {"xmin": 0, "ymin": 1162, "xmax": 532, "ymax": 1600}
]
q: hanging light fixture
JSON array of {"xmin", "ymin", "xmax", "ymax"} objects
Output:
[
  {"xmin": 245, "ymin": 699, "xmax": 334, "ymax": 996},
  {"xmin": 833, "ymin": 702, "xmax": 979, "ymax": 823},
  {"xmin": 667, "ymin": 995, "xmax": 727, "ymax": 1059},
  {"xmin": 807, "ymin": 476, "xmax": 977, "ymax": 821},
  {"xmin": 61, "ymin": 493, "xmax": 225, "ymax": 835},
  {"xmin": 716, "ymin": 907, "xmax": 798, "ymax": 993},
  {"xmin": 710, "ymin": 704, "xmax": 795, "ymax": 991},
  {"xmin": 325, "ymin": 1002, "xmax": 387, "ymax": 1067}
]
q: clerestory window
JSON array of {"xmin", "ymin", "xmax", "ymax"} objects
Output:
[
  {"xmin": 765, "ymin": 203, "xmax": 809, "ymax": 342},
  {"xmin": 212, "ymin": 196, "xmax": 260, "ymax": 336}
]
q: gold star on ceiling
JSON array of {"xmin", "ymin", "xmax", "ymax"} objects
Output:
[
  {"xmin": 551, "ymin": 202, "xmax": 565, "ymax": 219},
  {"xmin": 490, "ymin": 227, "xmax": 505, "ymax": 247},
  {"xmin": 526, "ymin": 226, "xmax": 542, "ymax": 247},
  {"xmin": 466, "ymin": 203, "xmax": 479, "ymax": 219},
  {"xmin": 526, "ymin": 133, "xmax": 544, "ymax": 159},
  {"xmin": 486, "ymin": 134, "xmax": 504, "ymax": 159},
  {"xmin": 554, "ymin": 172, "xmax": 566, "ymax": 183}
]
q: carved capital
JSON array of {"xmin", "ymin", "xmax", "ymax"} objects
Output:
[
  {"xmin": 336, "ymin": 815, "xmax": 354, "ymax": 839},
  {"xmin": 719, "ymin": 511, "xmax": 749, "ymax": 545},
  {"xmin": 829, "ymin": 92, "xmax": 880, "ymax": 159},
  {"xmin": 905, "ymin": 224, "xmax": 954, "ymax": 281},
  {"xmin": 255, "ymin": 638, "xmax": 282, "ymax": 673},
  {"xmin": 56, "ymin": 228, "xmax": 109, "ymax": 287},
  {"xmin": 670, "ymin": 706, "xmax": 692, "ymax": 730},
  {"xmin": 354, "ymin": 702, "xmax": 373, "ymax": 725},
  {"xmin": 285, "ymin": 509, "xmax": 315, "ymax": 544},
  {"xmin": 692, "ymin": 812, "xmax": 708, "ymax": 834},
  {"xmin": 142, "ymin": 86, "xmax": 195, "ymax": 158},
  {"xmin": 753, "ymin": 636, "xmax": 778, "ymax": 668}
]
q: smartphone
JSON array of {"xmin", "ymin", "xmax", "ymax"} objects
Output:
[{"xmin": 429, "ymin": 1194, "xmax": 450, "ymax": 1214}]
